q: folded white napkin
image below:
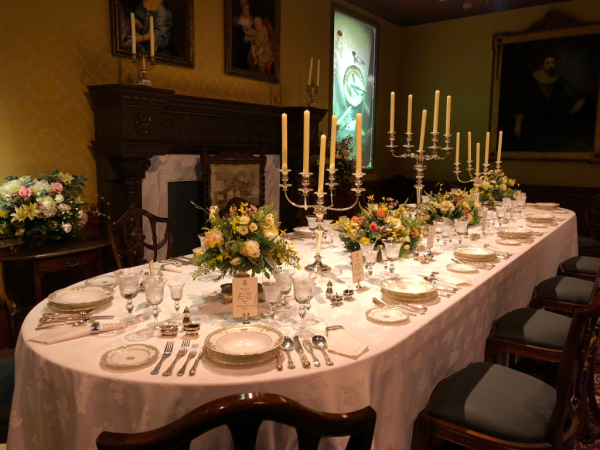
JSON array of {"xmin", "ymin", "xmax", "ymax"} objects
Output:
[
  {"xmin": 160, "ymin": 264, "xmax": 184, "ymax": 273},
  {"xmin": 325, "ymin": 326, "xmax": 369, "ymax": 359},
  {"xmin": 419, "ymin": 273, "xmax": 473, "ymax": 287},
  {"xmin": 30, "ymin": 323, "xmax": 124, "ymax": 345}
]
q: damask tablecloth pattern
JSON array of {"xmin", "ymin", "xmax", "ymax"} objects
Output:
[{"xmin": 7, "ymin": 210, "xmax": 578, "ymax": 450}]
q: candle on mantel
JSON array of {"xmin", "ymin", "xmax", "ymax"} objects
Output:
[
  {"xmin": 281, "ymin": 113, "xmax": 288, "ymax": 170},
  {"xmin": 476, "ymin": 143, "xmax": 481, "ymax": 175},
  {"xmin": 149, "ymin": 16, "xmax": 155, "ymax": 57},
  {"xmin": 308, "ymin": 58, "xmax": 313, "ymax": 86},
  {"xmin": 419, "ymin": 110, "xmax": 427, "ymax": 151},
  {"xmin": 455, "ymin": 132, "xmax": 460, "ymax": 164},
  {"xmin": 318, "ymin": 134, "xmax": 327, "ymax": 194},
  {"xmin": 468, "ymin": 132, "xmax": 472, "ymax": 161},
  {"xmin": 316, "ymin": 59, "xmax": 320, "ymax": 87},
  {"xmin": 445, "ymin": 96, "xmax": 451, "ymax": 135},
  {"xmin": 433, "ymin": 90, "xmax": 440, "ymax": 133},
  {"xmin": 407, "ymin": 94, "xmax": 412, "ymax": 134},
  {"xmin": 497, "ymin": 131, "xmax": 503, "ymax": 162},
  {"xmin": 484, "ymin": 132, "xmax": 490, "ymax": 166},
  {"xmin": 330, "ymin": 115, "xmax": 337, "ymax": 170},
  {"xmin": 130, "ymin": 12, "xmax": 136, "ymax": 55},
  {"xmin": 303, "ymin": 110, "xmax": 310, "ymax": 173},
  {"xmin": 390, "ymin": 92, "xmax": 395, "ymax": 133},
  {"xmin": 355, "ymin": 114, "xmax": 363, "ymax": 174}
]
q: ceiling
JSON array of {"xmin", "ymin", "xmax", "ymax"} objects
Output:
[{"xmin": 342, "ymin": 0, "xmax": 571, "ymax": 28}]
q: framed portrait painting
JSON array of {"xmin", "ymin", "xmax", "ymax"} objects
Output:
[
  {"xmin": 110, "ymin": 0, "xmax": 195, "ymax": 69},
  {"xmin": 490, "ymin": 12, "xmax": 600, "ymax": 162},
  {"xmin": 329, "ymin": 4, "xmax": 379, "ymax": 173},
  {"xmin": 225, "ymin": 0, "xmax": 280, "ymax": 84}
]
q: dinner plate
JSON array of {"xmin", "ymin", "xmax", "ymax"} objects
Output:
[
  {"xmin": 525, "ymin": 214, "xmax": 556, "ymax": 223},
  {"xmin": 47, "ymin": 295, "xmax": 113, "ymax": 313},
  {"xmin": 84, "ymin": 276, "xmax": 118, "ymax": 289},
  {"xmin": 205, "ymin": 325, "xmax": 283, "ymax": 357},
  {"xmin": 535, "ymin": 202, "xmax": 560, "ymax": 210},
  {"xmin": 203, "ymin": 346, "xmax": 279, "ymax": 366},
  {"xmin": 523, "ymin": 222, "xmax": 548, "ymax": 228},
  {"xmin": 497, "ymin": 227, "xmax": 533, "ymax": 239},
  {"xmin": 293, "ymin": 226, "xmax": 313, "ymax": 237},
  {"xmin": 366, "ymin": 308, "xmax": 409, "ymax": 324},
  {"xmin": 446, "ymin": 263, "xmax": 478, "ymax": 274},
  {"xmin": 454, "ymin": 246, "xmax": 496, "ymax": 261},
  {"xmin": 48, "ymin": 286, "xmax": 113, "ymax": 307},
  {"xmin": 101, "ymin": 344, "xmax": 159, "ymax": 369},
  {"xmin": 496, "ymin": 239, "xmax": 522, "ymax": 246},
  {"xmin": 380, "ymin": 277, "xmax": 437, "ymax": 301},
  {"xmin": 553, "ymin": 208, "xmax": 569, "ymax": 214}
]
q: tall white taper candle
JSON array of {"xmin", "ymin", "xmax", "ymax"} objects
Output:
[
  {"xmin": 316, "ymin": 59, "xmax": 320, "ymax": 87},
  {"xmin": 407, "ymin": 94, "xmax": 413, "ymax": 134},
  {"xmin": 330, "ymin": 116, "xmax": 337, "ymax": 170},
  {"xmin": 355, "ymin": 114, "xmax": 363, "ymax": 174},
  {"xmin": 497, "ymin": 131, "xmax": 503, "ymax": 162},
  {"xmin": 468, "ymin": 132, "xmax": 472, "ymax": 161},
  {"xmin": 303, "ymin": 110, "xmax": 310, "ymax": 173},
  {"xmin": 455, "ymin": 132, "xmax": 460, "ymax": 163},
  {"xmin": 419, "ymin": 110, "xmax": 427, "ymax": 151},
  {"xmin": 130, "ymin": 13, "xmax": 136, "ymax": 55},
  {"xmin": 476, "ymin": 143, "xmax": 481, "ymax": 175},
  {"xmin": 445, "ymin": 96, "xmax": 451, "ymax": 135},
  {"xmin": 390, "ymin": 92, "xmax": 395, "ymax": 133},
  {"xmin": 281, "ymin": 113, "xmax": 288, "ymax": 170},
  {"xmin": 484, "ymin": 132, "xmax": 490, "ymax": 166},
  {"xmin": 433, "ymin": 90, "xmax": 440, "ymax": 133},
  {"xmin": 318, "ymin": 134, "xmax": 327, "ymax": 194},
  {"xmin": 308, "ymin": 58, "xmax": 313, "ymax": 86}
]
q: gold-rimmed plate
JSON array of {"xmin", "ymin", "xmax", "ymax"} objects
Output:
[
  {"xmin": 84, "ymin": 276, "xmax": 118, "ymax": 289},
  {"xmin": 525, "ymin": 213, "xmax": 556, "ymax": 223},
  {"xmin": 203, "ymin": 346, "xmax": 279, "ymax": 366},
  {"xmin": 101, "ymin": 344, "xmax": 159, "ymax": 369},
  {"xmin": 454, "ymin": 246, "xmax": 496, "ymax": 261},
  {"xmin": 366, "ymin": 308, "xmax": 409, "ymax": 325},
  {"xmin": 497, "ymin": 227, "xmax": 533, "ymax": 239},
  {"xmin": 205, "ymin": 325, "xmax": 283, "ymax": 358},
  {"xmin": 380, "ymin": 277, "xmax": 437, "ymax": 301}
]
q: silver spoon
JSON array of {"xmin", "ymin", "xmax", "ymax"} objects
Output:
[
  {"xmin": 372, "ymin": 298, "xmax": 417, "ymax": 316},
  {"xmin": 311, "ymin": 335, "xmax": 334, "ymax": 366},
  {"xmin": 281, "ymin": 336, "xmax": 295, "ymax": 369}
]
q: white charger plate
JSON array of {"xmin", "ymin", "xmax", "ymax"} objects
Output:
[
  {"xmin": 496, "ymin": 239, "xmax": 522, "ymax": 246},
  {"xmin": 454, "ymin": 246, "xmax": 496, "ymax": 261},
  {"xmin": 525, "ymin": 214, "xmax": 555, "ymax": 223},
  {"xmin": 101, "ymin": 344, "xmax": 159, "ymax": 369},
  {"xmin": 48, "ymin": 286, "xmax": 113, "ymax": 307},
  {"xmin": 84, "ymin": 276, "xmax": 118, "ymax": 288},
  {"xmin": 203, "ymin": 347, "xmax": 279, "ymax": 366},
  {"xmin": 380, "ymin": 277, "xmax": 436, "ymax": 299},
  {"xmin": 447, "ymin": 263, "xmax": 478, "ymax": 274},
  {"xmin": 497, "ymin": 227, "xmax": 533, "ymax": 239},
  {"xmin": 206, "ymin": 325, "xmax": 283, "ymax": 357},
  {"xmin": 535, "ymin": 202, "xmax": 560, "ymax": 210},
  {"xmin": 366, "ymin": 308, "xmax": 409, "ymax": 324},
  {"xmin": 525, "ymin": 222, "xmax": 548, "ymax": 228}
]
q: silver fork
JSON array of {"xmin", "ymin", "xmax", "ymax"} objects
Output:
[
  {"xmin": 162, "ymin": 340, "xmax": 190, "ymax": 376},
  {"xmin": 177, "ymin": 343, "xmax": 199, "ymax": 376},
  {"xmin": 189, "ymin": 347, "xmax": 204, "ymax": 376},
  {"xmin": 151, "ymin": 341, "xmax": 174, "ymax": 375}
]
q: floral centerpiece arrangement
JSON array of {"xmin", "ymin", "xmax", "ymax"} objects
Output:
[
  {"xmin": 422, "ymin": 190, "xmax": 481, "ymax": 225},
  {"xmin": 0, "ymin": 171, "xmax": 91, "ymax": 245},
  {"xmin": 191, "ymin": 203, "xmax": 300, "ymax": 281},
  {"xmin": 338, "ymin": 196, "xmax": 424, "ymax": 257},
  {"xmin": 309, "ymin": 131, "xmax": 356, "ymax": 183},
  {"xmin": 475, "ymin": 169, "xmax": 520, "ymax": 204}
]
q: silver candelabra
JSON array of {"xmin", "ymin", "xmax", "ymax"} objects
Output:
[
  {"xmin": 454, "ymin": 160, "xmax": 504, "ymax": 206},
  {"xmin": 307, "ymin": 82, "xmax": 319, "ymax": 108},
  {"xmin": 132, "ymin": 48, "xmax": 156, "ymax": 87},
  {"xmin": 280, "ymin": 167, "xmax": 365, "ymax": 272},
  {"xmin": 387, "ymin": 130, "xmax": 453, "ymax": 217}
]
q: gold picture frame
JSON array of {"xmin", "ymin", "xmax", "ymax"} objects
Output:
[{"xmin": 490, "ymin": 11, "xmax": 600, "ymax": 162}]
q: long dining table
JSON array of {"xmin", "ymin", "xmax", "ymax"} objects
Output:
[{"xmin": 7, "ymin": 206, "xmax": 578, "ymax": 450}]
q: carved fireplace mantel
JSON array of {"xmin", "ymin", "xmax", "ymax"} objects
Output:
[{"xmin": 88, "ymin": 84, "xmax": 327, "ymax": 229}]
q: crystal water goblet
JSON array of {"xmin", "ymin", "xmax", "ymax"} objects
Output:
[
  {"xmin": 306, "ymin": 215, "xmax": 317, "ymax": 243},
  {"xmin": 291, "ymin": 273, "xmax": 316, "ymax": 333},
  {"xmin": 441, "ymin": 224, "xmax": 454, "ymax": 249},
  {"xmin": 502, "ymin": 198, "xmax": 512, "ymax": 221},
  {"xmin": 145, "ymin": 278, "xmax": 166, "ymax": 330},
  {"xmin": 383, "ymin": 239, "xmax": 400, "ymax": 273},
  {"xmin": 261, "ymin": 281, "xmax": 282, "ymax": 328},
  {"xmin": 115, "ymin": 269, "xmax": 142, "ymax": 325},
  {"xmin": 454, "ymin": 220, "xmax": 468, "ymax": 245},
  {"xmin": 496, "ymin": 206, "xmax": 506, "ymax": 227},
  {"xmin": 363, "ymin": 248, "xmax": 377, "ymax": 277},
  {"xmin": 516, "ymin": 194, "xmax": 526, "ymax": 215},
  {"xmin": 434, "ymin": 220, "xmax": 444, "ymax": 247},
  {"xmin": 487, "ymin": 210, "xmax": 497, "ymax": 234},
  {"xmin": 167, "ymin": 279, "xmax": 185, "ymax": 318}
]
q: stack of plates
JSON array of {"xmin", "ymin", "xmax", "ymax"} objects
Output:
[
  {"xmin": 525, "ymin": 213, "xmax": 556, "ymax": 223},
  {"xmin": 47, "ymin": 286, "xmax": 114, "ymax": 312},
  {"xmin": 497, "ymin": 227, "xmax": 534, "ymax": 240},
  {"xmin": 534, "ymin": 202, "xmax": 560, "ymax": 210},
  {"xmin": 380, "ymin": 277, "xmax": 437, "ymax": 302},
  {"xmin": 454, "ymin": 246, "xmax": 497, "ymax": 262},
  {"xmin": 204, "ymin": 325, "xmax": 283, "ymax": 366},
  {"xmin": 293, "ymin": 226, "xmax": 313, "ymax": 238}
]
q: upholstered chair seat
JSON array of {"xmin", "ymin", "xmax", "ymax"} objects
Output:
[
  {"xmin": 561, "ymin": 256, "xmax": 600, "ymax": 276},
  {"xmin": 493, "ymin": 308, "xmax": 571, "ymax": 350},
  {"xmin": 578, "ymin": 236, "xmax": 600, "ymax": 250},
  {"xmin": 537, "ymin": 276, "xmax": 595, "ymax": 305}
]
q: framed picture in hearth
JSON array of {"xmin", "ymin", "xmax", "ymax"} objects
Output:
[
  {"xmin": 225, "ymin": 0, "xmax": 280, "ymax": 83},
  {"xmin": 490, "ymin": 11, "xmax": 600, "ymax": 162},
  {"xmin": 110, "ymin": 0, "xmax": 195, "ymax": 69}
]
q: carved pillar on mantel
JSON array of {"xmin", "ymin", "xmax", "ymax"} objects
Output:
[{"xmin": 88, "ymin": 84, "xmax": 327, "ymax": 232}]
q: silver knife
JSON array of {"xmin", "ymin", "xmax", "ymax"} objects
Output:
[
  {"xmin": 293, "ymin": 336, "xmax": 311, "ymax": 368},
  {"xmin": 419, "ymin": 276, "xmax": 459, "ymax": 291},
  {"xmin": 172, "ymin": 257, "xmax": 193, "ymax": 265}
]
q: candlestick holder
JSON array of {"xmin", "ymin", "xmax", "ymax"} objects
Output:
[
  {"xmin": 307, "ymin": 82, "xmax": 319, "ymax": 108},
  {"xmin": 281, "ymin": 167, "xmax": 365, "ymax": 272},
  {"xmin": 388, "ymin": 130, "xmax": 452, "ymax": 218},
  {"xmin": 132, "ymin": 48, "xmax": 156, "ymax": 87}
]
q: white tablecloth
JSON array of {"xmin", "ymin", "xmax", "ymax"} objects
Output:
[{"xmin": 7, "ymin": 208, "xmax": 578, "ymax": 450}]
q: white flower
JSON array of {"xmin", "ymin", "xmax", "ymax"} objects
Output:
[
  {"xmin": 239, "ymin": 225, "xmax": 249, "ymax": 236},
  {"xmin": 482, "ymin": 182, "xmax": 490, "ymax": 191},
  {"xmin": 404, "ymin": 245, "xmax": 409, "ymax": 250},
  {"xmin": 58, "ymin": 203, "xmax": 71, "ymax": 212},
  {"xmin": 404, "ymin": 236, "xmax": 410, "ymax": 242},
  {"xmin": 249, "ymin": 223, "xmax": 258, "ymax": 232},
  {"xmin": 499, "ymin": 184, "xmax": 507, "ymax": 192},
  {"xmin": 15, "ymin": 228, "xmax": 25, "ymax": 236},
  {"xmin": 265, "ymin": 214, "xmax": 275, "ymax": 227},
  {"xmin": 62, "ymin": 223, "xmax": 72, "ymax": 233},
  {"xmin": 76, "ymin": 211, "xmax": 88, "ymax": 229},
  {"xmin": 508, "ymin": 180, "xmax": 515, "ymax": 186},
  {"xmin": 36, "ymin": 196, "xmax": 57, "ymax": 218},
  {"xmin": 263, "ymin": 228, "xmax": 280, "ymax": 242},
  {"xmin": 230, "ymin": 257, "xmax": 241, "ymax": 266},
  {"xmin": 0, "ymin": 180, "xmax": 21, "ymax": 195},
  {"xmin": 30, "ymin": 179, "xmax": 51, "ymax": 193},
  {"xmin": 242, "ymin": 240, "xmax": 261, "ymax": 259},
  {"xmin": 239, "ymin": 215, "xmax": 250, "ymax": 225},
  {"xmin": 54, "ymin": 194, "xmax": 64, "ymax": 203}
]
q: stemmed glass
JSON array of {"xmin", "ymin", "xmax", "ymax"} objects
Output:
[
  {"xmin": 486, "ymin": 210, "xmax": 497, "ymax": 234},
  {"xmin": 502, "ymin": 198, "xmax": 512, "ymax": 221},
  {"xmin": 274, "ymin": 268, "xmax": 294, "ymax": 323},
  {"xmin": 363, "ymin": 247, "xmax": 378, "ymax": 277},
  {"xmin": 291, "ymin": 272, "xmax": 316, "ymax": 333},
  {"xmin": 145, "ymin": 278, "xmax": 166, "ymax": 330},
  {"xmin": 454, "ymin": 220, "xmax": 468, "ymax": 245},
  {"xmin": 434, "ymin": 220, "xmax": 444, "ymax": 248},
  {"xmin": 383, "ymin": 239, "xmax": 400, "ymax": 273},
  {"xmin": 441, "ymin": 224, "xmax": 454, "ymax": 249},
  {"xmin": 261, "ymin": 281, "xmax": 282, "ymax": 328},
  {"xmin": 496, "ymin": 206, "xmax": 506, "ymax": 227},
  {"xmin": 306, "ymin": 215, "xmax": 317, "ymax": 243},
  {"xmin": 516, "ymin": 194, "xmax": 527, "ymax": 215},
  {"xmin": 115, "ymin": 269, "xmax": 142, "ymax": 325},
  {"xmin": 167, "ymin": 279, "xmax": 185, "ymax": 318}
]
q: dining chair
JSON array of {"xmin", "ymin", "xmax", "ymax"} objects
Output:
[
  {"xmin": 0, "ymin": 359, "xmax": 14, "ymax": 443},
  {"xmin": 96, "ymin": 392, "xmax": 376, "ymax": 450},
  {"xmin": 579, "ymin": 194, "xmax": 600, "ymax": 257},
  {"xmin": 558, "ymin": 256, "xmax": 600, "ymax": 282},
  {"xmin": 528, "ymin": 270, "xmax": 600, "ymax": 316},
  {"xmin": 108, "ymin": 208, "xmax": 173, "ymax": 269},
  {"xmin": 413, "ymin": 291, "xmax": 600, "ymax": 450}
]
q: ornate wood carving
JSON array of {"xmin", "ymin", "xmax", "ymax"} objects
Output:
[
  {"xmin": 524, "ymin": 10, "xmax": 584, "ymax": 34},
  {"xmin": 134, "ymin": 115, "xmax": 152, "ymax": 136},
  {"xmin": 110, "ymin": 158, "xmax": 152, "ymax": 210}
]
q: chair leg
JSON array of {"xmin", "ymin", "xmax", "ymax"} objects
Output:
[
  {"xmin": 587, "ymin": 355, "xmax": 600, "ymax": 419},
  {"xmin": 484, "ymin": 338, "xmax": 498, "ymax": 363},
  {"xmin": 413, "ymin": 417, "xmax": 433, "ymax": 450}
]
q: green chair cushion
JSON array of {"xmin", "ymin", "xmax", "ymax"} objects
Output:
[
  {"xmin": 0, "ymin": 359, "xmax": 14, "ymax": 425},
  {"xmin": 429, "ymin": 362, "xmax": 556, "ymax": 443},
  {"xmin": 579, "ymin": 236, "xmax": 600, "ymax": 250},
  {"xmin": 537, "ymin": 276, "xmax": 594, "ymax": 305},
  {"xmin": 562, "ymin": 256, "xmax": 600, "ymax": 276},
  {"xmin": 493, "ymin": 308, "xmax": 571, "ymax": 350}
]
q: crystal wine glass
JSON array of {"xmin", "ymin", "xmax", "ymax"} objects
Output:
[
  {"xmin": 516, "ymin": 194, "xmax": 527, "ymax": 216},
  {"xmin": 261, "ymin": 281, "xmax": 282, "ymax": 328},
  {"xmin": 441, "ymin": 224, "xmax": 454, "ymax": 249},
  {"xmin": 144, "ymin": 278, "xmax": 166, "ymax": 330},
  {"xmin": 115, "ymin": 269, "xmax": 142, "ymax": 325},
  {"xmin": 486, "ymin": 210, "xmax": 497, "ymax": 234},
  {"xmin": 383, "ymin": 239, "xmax": 400, "ymax": 273},
  {"xmin": 434, "ymin": 220, "xmax": 444, "ymax": 248},
  {"xmin": 363, "ymin": 247, "xmax": 378, "ymax": 277},
  {"xmin": 496, "ymin": 206, "xmax": 506, "ymax": 227},
  {"xmin": 274, "ymin": 268, "xmax": 294, "ymax": 323},
  {"xmin": 306, "ymin": 215, "xmax": 317, "ymax": 243},
  {"xmin": 167, "ymin": 279, "xmax": 185, "ymax": 318},
  {"xmin": 291, "ymin": 272, "xmax": 316, "ymax": 333},
  {"xmin": 454, "ymin": 219, "xmax": 468, "ymax": 245}
]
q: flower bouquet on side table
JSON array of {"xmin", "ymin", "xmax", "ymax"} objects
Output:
[
  {"xmin": 0, "ymin": 171, "xmax": 93, "ymax": 246},
  {"xmin": 475, "ymin": 169, "xmax": 520, "ymax": 205},
  {"xmin": 191, "ymin": 203, "xmax": 300, "ymax": 281},
  {"xmin": 309, "ymin": 128, "xmax": 356, "ymax": 183},
  {"xmin": 422, "ymin": 190, "xmax": 481, "ymax": 226}
]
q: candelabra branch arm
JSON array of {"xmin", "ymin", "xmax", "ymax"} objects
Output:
[
  {"xmin": 327, "ymin": 194, "xmax": 362, "ymax": 212},
  {"xmin": 282, "ymin": 190, "xmax": 318, "ymax": 210}
]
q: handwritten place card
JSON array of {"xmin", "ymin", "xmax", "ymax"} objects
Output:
[
  {"xmin": 232, "ymin": 277, "xmax": 258, "ymax": 318},
  {"xmin": 427, "ymin": 225, "xmax": 435, "ymax": 250},
  {"xmin": 351, "ymin": 250, "xmax": 364, "ymax": 285},
  {"xmin": 481, "ymin": 209, "xmax": 488, "ymax": 232}
]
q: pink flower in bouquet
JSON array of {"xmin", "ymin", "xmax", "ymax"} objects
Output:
[
  {"xmin": 61, "ymin": 223, "xmax": 72, "ymax": 233},
  {"xmin": 376, "ymin": 209, "xmax": 386, "ymax": 219},
  {"xmin": 455, "ymin": 196, "xmax": 463, "ymax": 202},
  {"xmin": 386, "ymin": 197, "xmax": 394, "ymax": 202},
  {"xmin": 463, "ymin": 209, "xmax": 469, "ymax": 216},
  {"xmin": 369, "ymin": 223, "xmax": 379, "ymax": 231},
  {"xmin": 380, "ymin": 226, "xmax": 388, "ymax": 234},
  {"xmin": 423, "ymin": 214, "xmax": 430, "ymax": 221},
  {"xmin": 51, "ymin": 182, "xmax": 63, "ymax": 194},
  {"xmin": 411, "ymin": 229, "xmax": 420, "ymax": 238},
  {"xmin": 351, "ymin": 216, "xmax": 359, "ymax": 223},
  {"xmin": 16, "ymin": 187, "xmax": 32, "ymax": 199}
]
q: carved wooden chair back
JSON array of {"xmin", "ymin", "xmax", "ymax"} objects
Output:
[
  {"xmin": 548, "ymin": 292, "xmax": 600, "ymax": 446},
  {"xmin": 202, "ymin": 150, "xmax": 266, "ymax": 212},
  {"xmin": 108, "ymin": 208, "xmax": 173, "ymax": 269},
  {"xmin": 220, "ymin": 197, "xmax": 258, "ymax": 218},
  {"xmin": 585, "ymin": 194, "xmax": 600, "ymax": 239},
  {"xmin": 96, "ymin": 392, "xmax": 376, "ymax": 450}
]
